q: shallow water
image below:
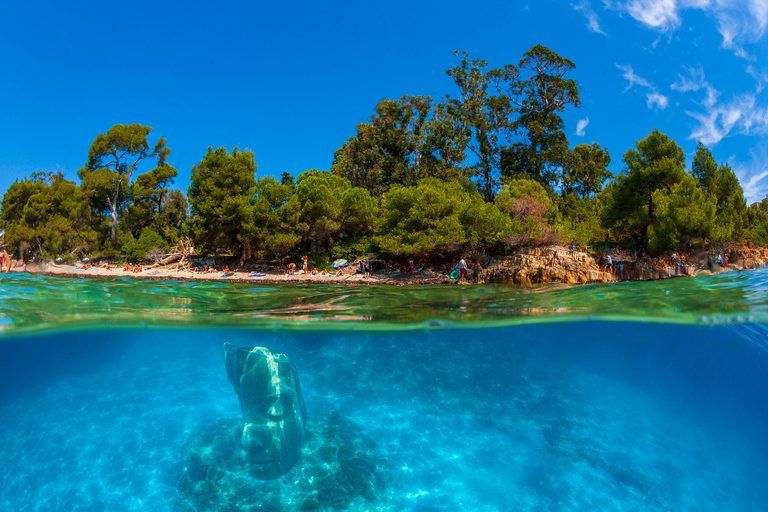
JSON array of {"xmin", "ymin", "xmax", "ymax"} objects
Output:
[{"xmin": 0, "ymin": 271, "xmax": 767, "ymax": 511}]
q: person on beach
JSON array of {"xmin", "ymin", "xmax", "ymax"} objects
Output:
[
  {"xmin": 408, "ymin": 260, "xmax": 416, "ymax": 273},
  {"xmin": 0, "ymin": 233, "xmax": 10, "ymax": 272},
  {"xmin": 551, "ymin": 251, "xmax": 558, "ymax": 268},
  {"xmin": 604, "ymin": 254, "xmax": 612, "ymax": 274},
  {"xmin": 364, "ymin": 260, "xmax": 371, "ymax": 279},
  {"xmin": 133, "ymin": 263, "xmax": 142, "ymax": 273},
  {"xmin": 457, "ymin": 258, "xmax": 468, "ymax": 280},
  {"xmin": 302, "ymin": 255, "xmax": 309, "ymax": 273},
  {"xmin": 285, "ymin": 262, "xmax": 296, "ymax": 276},
  {"xmin": 472, "ymin": 259, "xmax": 483, "ymax": 284}
]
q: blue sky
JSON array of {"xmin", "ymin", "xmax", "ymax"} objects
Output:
[{"xmin": 1, "ymin": 0, "xmax": 766, "ymax": 204}]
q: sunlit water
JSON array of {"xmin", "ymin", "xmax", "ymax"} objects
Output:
[{"xmin": 1, "ymin": 270, "xmax": 767, "ymax": 511}]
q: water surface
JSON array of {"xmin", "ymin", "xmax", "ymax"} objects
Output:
[{"xmin": 0, "ymin": 271, "xmax": 766, "ymax": 511}]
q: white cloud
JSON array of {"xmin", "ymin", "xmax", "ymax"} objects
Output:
[
  {"xmin": 626, "ymin": 0, "xmax": 681, "ymax": 31},
  {"xmin": 607, "ymin": 1, "xmax": 767, "ymax": 58},
  {"xmin": 746, "ymin": 65, "xmax": 767, "ymax": 93},
  {"xmin": 730, "ymin": 147, "xmax": 768, "ymax": 204},
  {"xmin": 617, "ymin": 63, "xmax": 671, "ymax": 110},
  {"xmin": 616, "ymin": 63, "xmax": 653, "ymax": 90},
  {"xmin": 576, "ymin": 117, "xmax": 591, "ymax": 136},
  {"xmin": 671, "ymin": 66, "xmax": 720, "ymax": 107},
  {"xmin": 748, "ymin": 0, "xmax": 768, "ymax": 33},
  {"xmin": 573, "ymin": 1, "xmax": 608, "ymax": 34},
  {"xmin": 646, "ymin": 92, "xmax": 670, "ymax": 109},
  {"xmin": 687, "ymin": 93, "xmax": 768, "ymax": 144}
]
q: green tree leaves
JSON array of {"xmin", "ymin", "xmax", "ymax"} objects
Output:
[
  {"xmin": 77, "ymin": 124, "xmax": 168, "ymax": 241},
  {"xmin": 188, "ymin": 147, "xmax": 257, "ymax": 258}
]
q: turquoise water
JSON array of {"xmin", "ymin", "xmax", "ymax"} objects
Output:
[{"xmin": 0, "ymin": 271, "xmax": 767, "ymax": 511}]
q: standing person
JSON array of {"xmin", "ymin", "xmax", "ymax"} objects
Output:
[
  {"xmin": 724, "ymin": 254, "xmax": 729, "ymax": 269},
  {"xmin": 302, "ymin": 255, "xmax": 309, "ymax": 273},
  {"xmin": 0, "ymin": 231, "xmax": 10, "ymax": 272},
  {"xmin": 551, "ymin": 251, "xmax": 559, "ymax": 268},
  {"xmin": 472, "ymin": 259, "xmax": 483, "ymax": 283},
  {"xmin": 604, "ymin": 254, "xmax": 613, "ymax": 274},
  {"xmin": 364, "ymin": 260, "xmax": 371, "ymax": 279},
  {"xmin": 458, "ymin": 258, "xmax": 468, "ymax": 280}
]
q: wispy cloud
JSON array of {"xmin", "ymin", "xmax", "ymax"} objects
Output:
[
  {"xmin": 646, "ymin": 92, "xmax": 670, "ymax": 109},
  {"xmin": 687, "ymin": 93, "xmax": 768, "ymax": 144},
  {"xmin": 607, "ymin": 1, "xmax": 767, "ymax": 58},
  {"xmin": 625, "ymin": 0, "xmax": 681, "ymax": 32},
  {"xmin": 616, "ymin": 63, "xmax": 653, "ymax": 91},
  {"xmin": 730, "ymin": 146, "xmax": 768, "ymax": 204},
  {"xmin": 576, "ymin": 117, "xmax": 590, "ymax": 136},
  {"xmin": 617, "ymin": 63, "xmax": 669, "ymax": 110},
  {"xmin": 572, "ymin": 1, "xmax": 608, "ymax": 34},
  {"xmin": 671, "ymin": 66, "xmax": 720, "ymax": 107}
]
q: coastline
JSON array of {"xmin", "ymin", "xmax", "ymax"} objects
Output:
[{"xmin": 3, "ymin": 244, "xmax": 765, "ymax": 286}]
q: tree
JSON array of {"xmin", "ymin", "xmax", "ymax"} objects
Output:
[
  {"xmin": 495, "ymin": 178, "xmax": 559, "ymax": 247},
  {"xmin": 649, "ymin": 174, "xmax": 716, "ymax": 252},
  {"xmin": 445, "ymin": 52, "xmax": 511, "ymax": 201},
  {"xmin": 188, "ymin": 147, "xmax": 257, "ymax": 258},
  {"xmin": 77, "ymin": 124, "xmax": 169, "ymax": 241},
  {"xmin": 601, "ymin": 129, "xmax": 686, "ymax": 245},
  {"xmin": 501, "ymin": 45, "xmax": 581, "ymax": 188},
  {"xmin": 294, "ymin": 170, "xmax": 377, "ymax": 255},
  {"xmin": 445, "ymin": 46, "xmax": 581, "ymax": 200},
  {"xmin": 126, "ymin": 162, "xmax": 180, "ymax": 238},
  {"xmin": 561, "ymin": 143, "xmax": 612, "ymax": 198},
  {"xmin": 691, "ymin": 143, "xmax": 746, "ymax": 243},
  {"xmin": 0, "ymin": 172, "xmax": 96, "ymax": 258},
  {"xmin": 248, "ymin": 176, "xmax": 301, "ymax": 257},
  {"xmin": 332, "ymin": 95, "xmax": 431, "ymax": 196}
]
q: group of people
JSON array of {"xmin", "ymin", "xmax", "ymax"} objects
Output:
[{"xmin": 123, "ymin": 262, "xmax": 143, "ymax": 273}]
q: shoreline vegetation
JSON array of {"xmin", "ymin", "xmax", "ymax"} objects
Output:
[{"xmin": 2, "ymin": 46, "xmax": 768, "ymax": 281}]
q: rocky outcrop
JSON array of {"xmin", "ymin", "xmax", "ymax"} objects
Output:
[{"xmin": 479, "ymin": 248, "xmax": 615, "ymax": 285}]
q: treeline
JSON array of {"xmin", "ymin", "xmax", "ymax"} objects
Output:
[{"xmin": 2, "ymin": 45, "xmax": 768, "ymax": 265}]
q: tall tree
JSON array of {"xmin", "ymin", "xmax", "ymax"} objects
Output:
[
  {"xmin": 188, "ymin": 147, "xmax": 256, "ymax": 258},
  {"xmin": 561, "ymin": 143, "xmax": 612, "ymax": 198},
  {"xmin": 602, "ymin": 128, "xmax": 687, "ymax": 245},
  {"xmin": 445, "ymin": 45, "xmax": 581, "ymax": 199},
  {"xmin": 126, "ymin": 162, "xmax": 179, "ymax": 238},
  {"xmin": 691, "ymin": 142, "xmax": 746, "ymax": 243},
  {"xmin": 501, "ymin": 45, "xmax": 581, "ymax": 187},
  {"xmin": 332, "ymin": 95, "xmax": 431, "ymax": 196},
  {"xmin": 78, "ymin": 124, "xmax": 169, "ymax": 241},
  {"xmin": 445, "ymin": 52, "xmax": 512, "ymax": 201}
]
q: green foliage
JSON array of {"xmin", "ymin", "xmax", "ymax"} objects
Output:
[
  {"xmin": 602, "ymin": 128, "xmax": 687, "ymax": 244},
  {"xmin": 248, "ymin": 176, "xmax": 300, "ymax": 257},
  {"xmin": 0, "ymin": 172, "xmax": 97, "ymax": 258},
  {"xmin": 648, "ymin": 174, "xmax": 716, "ymax": 252},
  {"xmin": 691, "ymin": 143, "xmax": 746, "ymax": 243},
  {"xmin": 332, "ymin": 96, "xmax": 432, "ymax": 196},
  {"xmin": 376, "ymin": 178, "xmax": 508, "ymax": 256},
  {"xmin": 122, "ymin": 228, "xmax": 167, "ymax": 262},
  {"xmin": 78, "ymin": 124, "xmax": 168, "ymax": 241},
  {"xmin": 293, "ymin": 170, "xmax": 378, "ymax": 255},
  {"xmin": 188, "ymin": 146, "xmax": 257, "ymax": 258},
  {"xmin": 562, "ymin": 143, "xmax": 612, "ymax": 198},
  {"xmin": 501, "ymin": 45, "xmax": 581, "ymax": 189}
]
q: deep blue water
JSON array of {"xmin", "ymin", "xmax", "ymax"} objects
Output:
[{"xmin": 1, "ymin": 321, "xmax": 767, "ymax": 511}]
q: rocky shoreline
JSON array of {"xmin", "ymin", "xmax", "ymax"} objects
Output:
[{"xmin": 2, "ymin": 244, "xmax": 766, "ymax": 286}]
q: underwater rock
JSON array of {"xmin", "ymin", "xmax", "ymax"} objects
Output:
[
  {"xmin": 224, "ymin": 343, "xmax": 307, "ymax": 480},
  {"xmin": 175, "ymin": 412, "xmax": 399, "ymax": 512}
]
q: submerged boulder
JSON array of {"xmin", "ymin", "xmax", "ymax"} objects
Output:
[{"xmin": 175, "ymin": 412, "xmax": 398, "ymax": 512}]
